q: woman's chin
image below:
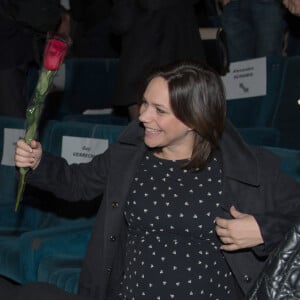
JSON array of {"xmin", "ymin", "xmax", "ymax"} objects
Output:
[{"xmin": 144, "ymin": 137, "xmax": 161, "ymax": 149}]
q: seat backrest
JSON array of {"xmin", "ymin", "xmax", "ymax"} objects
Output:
[
  {"xmin": 238, "ymin": 127, "xmax": 280, "ymax": 147},
  {"xmin": 62, "ymin": 113, "xmax": 129, "ymax": 126},
  {"xmin": 264, "ymin": 146, "xmax": 300, "ymax": 182},
  {"xmin": 0, "ymin": 116, "xmax": 26, "ymax": 204},
  {"xmin": 0, "ymin": 116, "xmax": 48, "ymax": 229},
  {"xmin": 272, "ymin": 56, "xmax": 300, "ymax": 149},
  {"xmin": 226, "ymin": 56, "xmax": 285, "ymax": 128},
  {"xmin": 42, "ymin": 120, "xmax": 125, "ymax": 155},
  {"xmin": 54, "ymin": 58, "xmax": 119, "ymax": 118}
]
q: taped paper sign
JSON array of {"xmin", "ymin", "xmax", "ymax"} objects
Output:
[
  {"xmin": 1, "ymin": 128, "xmax": 25, "ymax": 166},
  {"xmin": 222, "ymin": 57, "xmax": 267, "ymax": 100},
  {"xmin": 61, "ymin": 136, "xmax": 109, "ymax": 164}
]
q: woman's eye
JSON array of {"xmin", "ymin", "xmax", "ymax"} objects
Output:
[{"xmin": 156, "ymin": 108, "xmax": 166, "ymax": 114}]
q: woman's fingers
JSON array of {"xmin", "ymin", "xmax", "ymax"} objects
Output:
[
  {"xmin": 15, "ymin": 139, "xmax": 42, "ymax": 168},
  {"xmin": 15, "ymin": 150, "xmax": 35, "ymax": 167},
  {"xmin": 215, "ymin": 224, "xmax": 228, "ymax": 237}
]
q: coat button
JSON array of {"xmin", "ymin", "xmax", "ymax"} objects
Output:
[
  {"xmin": 106, "ymin": 267, "xmax": 112, "ymax": 272},
  {"xmin": 111, "ymin": 201, "xmax": 119, "ymax": 208},
  {"xmin": 110, "ymin": 235, "xmax": 116, "ymax": 242},
  {"xmin": 243, "ymin": 274, "xmax": 252, "ymax": 283}
]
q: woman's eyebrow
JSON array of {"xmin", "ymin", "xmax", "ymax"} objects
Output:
[
  {"xmin": 142, "ymin": 96, "xmax": 169, "ymax": 110},
  {"xmin": 155, "ymin": 103, "xmax": 167, "ymax": 109}
]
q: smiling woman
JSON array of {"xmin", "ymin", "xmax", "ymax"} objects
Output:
[{"xmin": 2, "ymin": 60, "xmax": 300, "ymax": 300}]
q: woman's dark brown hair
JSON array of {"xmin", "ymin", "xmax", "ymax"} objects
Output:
[{"xmin": 143, "ymin": 60, "xmax": 227, "ymax": 170}]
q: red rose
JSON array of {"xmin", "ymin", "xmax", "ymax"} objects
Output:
[{"xmin": 43, "ymin": 36, "xmax": 69, "ymax": 71}]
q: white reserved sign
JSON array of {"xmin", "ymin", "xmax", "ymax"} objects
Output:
[
  {"xmin": 222, "ymin": 57, "xmax": 267, "ymax": 100},
  {"xmin": 1, "ymin": 128, "xmax": 25, "ymax": 166},
  {"xmin": 61, "ymin": 136, "xmax": 109, "ymax": 164}
]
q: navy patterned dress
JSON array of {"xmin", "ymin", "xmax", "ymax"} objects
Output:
[{"xmin": 119, "ymin": 151, "xmax": 237, "ymax": 299}]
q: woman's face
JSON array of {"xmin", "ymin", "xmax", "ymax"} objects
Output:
[{"xmin": 139, "ymin": 76, "xmax": 195, "ymax": 160}]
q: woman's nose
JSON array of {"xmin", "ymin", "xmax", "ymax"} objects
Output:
[{"xmin": 139, "ymin": 105, "xmax": 150, "ymax": 122}]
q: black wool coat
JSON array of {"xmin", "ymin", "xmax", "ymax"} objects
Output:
[{"xmin": 25, "ymin": 120, "xmax": 300, "ymax": 300}]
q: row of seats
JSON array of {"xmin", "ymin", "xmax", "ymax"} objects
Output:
[
  {"xmin": 218, "ymin": 54, "xmax": 300, "ymax": 149},
  {"xmin": 27, "ymin": 55, "xmax": 300, "ymax": 149},
  {"xmin": 226, "ymin": 55, "xmax": 300, "ymax": 149},
  {"xmin": 1, "ymin": 115, "xmax": 300, "ymax": 293}
]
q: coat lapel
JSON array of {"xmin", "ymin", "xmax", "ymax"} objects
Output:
[{"xmin": 221, "ymin": 121, "xmax": 260, "ymax": 186}]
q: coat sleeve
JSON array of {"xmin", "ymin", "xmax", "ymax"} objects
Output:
[
  {"xmin": 25, "ymin": 149, "xmax": 111, "ymax": 202},
  {"xmin": 253, "ymin": 151, "xmax": 300, "ymax": 255}
]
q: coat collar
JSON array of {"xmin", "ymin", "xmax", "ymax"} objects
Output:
[
  {"xmin": 117, "ymin": 119, "xmax": 145, "ymax": 146},
  {"xmin": 118, "ymin": 120, "xmax": 260, "ymax": 186},
  {"xmin": 220, "ymin": 121, "xmax": 260, "ymax": 186}
]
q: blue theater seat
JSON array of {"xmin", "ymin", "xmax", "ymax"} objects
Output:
[
  {"xmin": 0, "ymin": 116, "xmax": 51, "ymax": 233},
  {"xmin": 41, "ymin": 120, "xmax": 125, "ymax": 155},
  {"xmin": 264, "ymin": 146, "xmax": 300, "ymax": 182},
  {"xmin": 15, "ymin": 121, "xmax": 126, "ymax": 285},
  {"xmin": 0, "ymin": 119, "xmax": 125, "ymax": 284},
  {"xmin": 62, "ymin": 113, "xmax": 129, "ymax": 126},
  {"xmin": 43, "ymin": 58, "xmax": 120, "ymax": 121},
  {"xmin": 226, "ymin": 56, "xmax": 285, "ymax": 128},
  {"xmin": 20, "ymin": 222, "xmax": 92, "ymax": 284},
  {"xmin": 35, "ymin": 254, "xmax": 85, "ymax": 293},
  {"xmin": 272, "ymin": 56, "xmax": 300, "ymax": 149},
  {"xmin": 0, "ymin": 116, "xmax": 26, "ymax": 207},
  {"xmin": 238, "ymin": 127, "xmax": 280, "ymax": 147},
  {"xmin": 0, "ymin": 116, "xmax": 55, "ymax": 282},
  {"xmin": 37, "ymin": 255, "xmax": 82, "ymax": 293}
]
